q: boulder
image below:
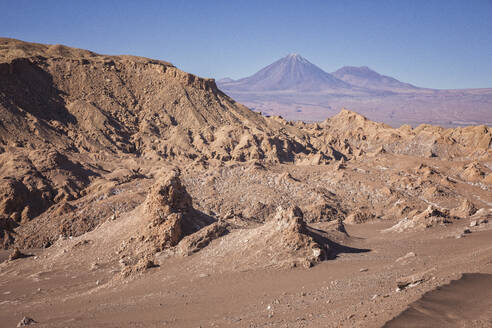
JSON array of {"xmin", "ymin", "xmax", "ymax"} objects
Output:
[
  {"xmin": 9, "ymin": 248, "xmax": 28, "ymax": 261},
  {"xmin": 175, "ymin": 221, "xmax": 229, "ymax": 256},
  {"xmin": 345, "ymin": 209, "xmax": 376, "ymax": 224},
  {"xmin": 17, "ymin": 317, "xmax": 37, "ymax": 327},
  {"xmin": 450, "ymin": 199, "xmax": 477, "ymax": 218},
  {"xmin": 271, "ymin": 206, "xmax": 327, "ymax": 268}
]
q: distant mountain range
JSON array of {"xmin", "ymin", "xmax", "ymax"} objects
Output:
[
  {"xmin": 219, "ymin": 54, "xmax": 350, "ymax": 91},
  {"xmin": 217, "ymin": 54, "xmax": 492, "ymax": 127},
  {"xmin": 332, "ymin": 65, "xmax": 418, "ymax": 92}
]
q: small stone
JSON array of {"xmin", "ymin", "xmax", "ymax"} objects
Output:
[
  {"xmin": 463, "ymin": 228, "xmax": 471, "ymax": 234},
  {"xmin": 96, "ymin": 280, "xmax": 100, "ymax": 286},
  {"xmin": 397, "ymin": 268, "xmax": 435, "ymax": 290},
  {"xmin": 17, "ymin": 316, "xmax": 37, "ymax": 326},
  {"xmin": 470, "ymin": 220, "xmax": 478, "ymax": 227},
  {"xmin": 359, "ymin": 268, "xmax": 368, "ymax": 272},
  {"xmin": 143, "ymin": 259, "xmax": 156, "ymax": 269},
  {"xmin": 371, "ymin": 294, "xmax": 378, "ymax": 300},
  {"xmin": 396, "ymin": 252, "xmax": 416, "ymax": 262}
]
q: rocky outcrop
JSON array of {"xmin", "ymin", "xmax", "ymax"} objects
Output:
[
  {"xmin": 321, "ymin": 109, "xmax": 491, "ymax": 159},
  {"xmin": 119, "ymin": 171, "xmax": 221, "ymax": 275},
  {"xmin": 8, "ymin": 247, "xmax": 29, "ymax": 261},
  {"xmin": 138, "ymin": 171, "xmax": 193, "ymax": 250},
  {"xmin": 450, "ymin": 199, "xmax": 477, "ymax": 218},
  {"xmin": 174, "ymin": 221, "xmax": 229, "ymax": 256},
  {"xmin": 383, "ymin": 205, "xmax": 452, "ymax": 233},
  {"xmin": 345, "ymin": 209, "xmax": 376, "ymax": 224},
  {"xmin": 0, "ymin": 38, "xmax": 490, "ymax": 252},
  {"xmin": 267, "ymin": 206, "xmax": 328, "ymax": 268}
]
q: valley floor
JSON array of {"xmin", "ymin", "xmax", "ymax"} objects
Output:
[{"xmin": 1, "ymin": 217, "xmax": 492, "ymax": 327}]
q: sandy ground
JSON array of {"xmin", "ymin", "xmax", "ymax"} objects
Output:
[
  {"xmin": 384, "ymin": 273, "xmax": 492, "ymax": 327},
  {"xmin": 1, "ymin": 217, "xmax": 492, "ymax": 327}
]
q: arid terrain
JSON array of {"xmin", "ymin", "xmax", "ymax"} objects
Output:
[{"xmin": 0, "ymin": 38, "xmax": 491, "ymax": 327}]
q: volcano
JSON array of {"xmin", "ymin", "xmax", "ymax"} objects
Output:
[
  {"xmin": 332, "ymin": 66, "xmax": 418, "ymax": 92},
  {"xmin": 218, "ymin": 53, "xmax": 351, "ymax": 92},
  {"xmin": 216, "ymin": 54, "xmax": 492, "ymax": 126}
]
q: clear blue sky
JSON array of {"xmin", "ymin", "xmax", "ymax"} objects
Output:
[{"xmin": 2, "ymin": 0, "xmax": 492, "ymax": 89}]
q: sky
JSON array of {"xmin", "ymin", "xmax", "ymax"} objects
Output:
[{"xmin": 1, "ymin": 0, "xmax": 492, "ymax": 89}]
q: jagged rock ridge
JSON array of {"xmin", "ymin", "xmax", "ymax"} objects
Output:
[{"xmin": 0, "ymin": 39, "xmax": 490, "ymax": 266}]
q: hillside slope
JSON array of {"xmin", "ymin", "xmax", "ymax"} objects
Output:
[{"xmin": 0, "ymin": 38, "xmax": 490, "ymax": 256}]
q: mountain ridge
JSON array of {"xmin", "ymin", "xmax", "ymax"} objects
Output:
[
  {"xmin": 331, "ymin": 65, "xmax": 419, "ymax": 92},
  {"xmin": 217, "ymin": 54, "xmax": 492, "ymax": 126},
  {"xmin": 217, "ymin": 54, "xmax": 423, "ymax": 94},
  {"xmin": 219, "ymin": 54, "xmax": 351, "ymax": 92}
]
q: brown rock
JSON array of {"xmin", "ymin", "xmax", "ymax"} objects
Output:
[
  {"xmin": 9, "ymin": 248, "xmax": 28, "ymax": 261},
  {"xmin": 450, "ymin": 199, "xmax": 477, "ymax": 218},
  {"xmin": 272, "ymin": 206, "xmax": 327, "ymax": 267},
  {"xmin": 17, "ymin": 316, "xmax": 36, "ymax": 326},
  {"xmin": 176, "ymin": 221, "xmax": 229, "ymax": 256},
  {"xmin": 478, "ymin": 218, "xmax": 489, "ymax": 225},
  {"xmin": 397, "ymin": 268, "xmax": 436, "ymax": 290},
  {"xmin": 145, "ymin": 171, "xmax": 192, "ymax": 223},
  {"xmin": 396, "ymin": 252, "xmax": 416, "ymax": 263},
  {"xmin": 345, "ymin": 210, "xmax": 376, "ymax": 224}
]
